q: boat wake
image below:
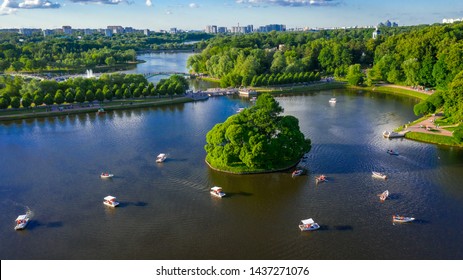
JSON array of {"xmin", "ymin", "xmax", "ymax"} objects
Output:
[{"xmin": 167, "ymin": 177, "xmax": 207, "ymax": 192}]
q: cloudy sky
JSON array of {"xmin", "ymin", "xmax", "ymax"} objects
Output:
[{"xmin": 1, "ymin": 0, "xmax": 463, "ymax": 30}]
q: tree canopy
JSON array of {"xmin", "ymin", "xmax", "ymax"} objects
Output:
[{"xmin": 205, "ymin": 93, "xmax": 311, "ymax": 173}]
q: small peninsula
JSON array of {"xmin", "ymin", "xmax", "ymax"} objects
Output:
[{"xmin": 205, "ymin": 93, "xmax": 311, "ymax": 174}]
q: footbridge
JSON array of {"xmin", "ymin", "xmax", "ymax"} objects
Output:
[{"xmin": 143, "ymin": 72, "xmax": 190, "ymax": 79}]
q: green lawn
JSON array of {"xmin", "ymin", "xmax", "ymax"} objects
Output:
[{"xmin": 405, "ymin": 132, "xmax": 462, "ymax": 147}]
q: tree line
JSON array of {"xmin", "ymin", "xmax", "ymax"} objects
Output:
[
  {"xmin": 0, "ymin": 31, "xmax": 212, "ymax": 72},
  {"xmin": 187, "ymin": 24, "xmax": 463, "ymax": 140},
  {"xmin": 0, "ymin": 74, "xmax": 189, "ymax": 109}
]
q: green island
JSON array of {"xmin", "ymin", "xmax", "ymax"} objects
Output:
[{"xmin": 205, "ymin": 93, "xmax": 311, "ymax": 174}]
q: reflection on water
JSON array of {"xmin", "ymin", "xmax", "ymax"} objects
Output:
[{"xmin": 1, "ymin": 90, "xmax": 463, "ymax": 260}]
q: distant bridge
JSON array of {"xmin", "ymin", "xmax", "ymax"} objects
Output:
[{"xmin": 143, "ymin": 72, "xmax": 190, "ymax": 79}]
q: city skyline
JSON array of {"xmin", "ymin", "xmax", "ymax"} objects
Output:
[{"xmin": 1, "ymin": 0, "xmax": 463, "ymax": 30}]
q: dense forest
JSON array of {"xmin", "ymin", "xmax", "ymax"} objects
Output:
[
  {"xmin": 187, "ymin": 23, "xmax": 463, "ymax": 133},
  {"xmin": 0, "ymin": 31, "xmax": 211, "ymax": 72}
]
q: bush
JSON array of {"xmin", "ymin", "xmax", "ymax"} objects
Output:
[
  {"xmin": 453, "ymin": 124, "xmax": 463, "ymax": 143},
  {"xmin": 414, "ymin": 100, "xmax": 436, "ymax": 116}
]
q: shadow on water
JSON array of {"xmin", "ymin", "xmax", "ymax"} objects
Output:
[
  {"xmin": 164, "ymin": 158, "xmax": 188, "ymax": 163},
  {"xmin": 333, "ymin": 225, "xmax": 354, "ymax": 231},
  {"xmin": 317, "ymin": 225, "xmax": 330, "ymax": 231},
  {"xmin": 413, "ymin": 219, "xmax": 431, "ymax": 225},
  {"xmin": 26, "ymin": 220, "xmax": 64, "ymax": 230},
  {"xmin": 117, "ymin": 201, "xmax": 148, "ymax": 208},
  {"xmin": 223, "ymin": 191, "xmax": 254, "ymax": 198},
  {"xmin": 386, "ymin": 193, "xmax": 402, "ymax": 200}
]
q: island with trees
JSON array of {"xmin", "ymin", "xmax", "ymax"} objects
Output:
[{"xmin": 205, "ymin": 93, "xmax": 311, "ymax": 174}]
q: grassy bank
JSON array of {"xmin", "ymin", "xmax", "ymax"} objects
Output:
[
  {"xmin": 348, "ymin": 84, "xmax": 429, "ymax": 100},
  {"xmin": 256, "ymin": 81, "xmax": 346, "ymax": 94},
  {"xmin": 0, "ymin": 96, "xmax": 192, "ymax": 121},
  {"xmin": 405, "ymin": 132, "xmax": 462, "ymax": 147}
]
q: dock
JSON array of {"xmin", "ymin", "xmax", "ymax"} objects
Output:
[{"xmin": 383, "ymin": 130, "xmax": 408, "ymax": 138}]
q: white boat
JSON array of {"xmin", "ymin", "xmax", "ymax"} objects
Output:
[
  {"xmin": 372, "ymin": 171, "xmax": 387, "ymax": 179},
  {"xmin": 292, "ymin": 169, "xmax": 303, "ymax": 177},
  {"xmin": 237, "ymin": 107, "xmax": 245, "ymax": 113},
  {"xmin": 103, "ymin": 195, "xmax": 119, "ymax": 207},
  {"xmin": 315, "ymin": 175, "xmax": 327, "ymax": 183},
  {"xmin": 387, "ymin": 149, "xmax": 399, "ymax": 156},
  {"xmin": 380, "ymin": 190, "xmax": 389, "ymax": 201},
  {"xmin": 210, "ymin": 186, "xmax": 226, "ymax": 198},
  {"xmin": 156, "ymin": 153, "xmax": 167, "ymax": 163},
  {"xmin": 329, "ymin": 98, "xmax": 337, "ymax": 103},
  {"xmin": 299, "ymin": 218, "xmax": 320, "ymax": 231},
  {"xmin": 100, "ymin": 172, "xmax": 114, "ymax": 178},
  {"xmin": 393, "ymin": 215, "xmax": 415, "ymax": 223},
  {"xmin": 14, "ymin": 214, "xmax": 30, "ymax": 230}
]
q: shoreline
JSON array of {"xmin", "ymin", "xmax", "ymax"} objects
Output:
[
  {"xmin": 0, "ymin": 96, "xmax": 193, "ymax": 122},
  {"xmin": 2, "ymin": 81, "xmax": 460, "ymax": 147},
  {"xmin": 204, "ymin": 159, "xmax": 301, "ymax": 175}
]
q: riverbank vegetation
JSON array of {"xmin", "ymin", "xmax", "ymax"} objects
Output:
[
  {"xmin": 188, "ymin": 23, "xmax": 463, "ymax": 145},
  {"xmin": 0, "ymin": 31, "xmax": 211, "ymax": 73},
  {"xmin": 205, "ymin": 93, "xmax": 311, "ymax": 173},
  {"xmin": 0, "ymin": 73, "xmax": 189, "ymax": 110}
]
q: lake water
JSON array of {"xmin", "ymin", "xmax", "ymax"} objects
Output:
[{"xmin": 1, "ymin": 53, "xmax": 463, "ymax": 260}]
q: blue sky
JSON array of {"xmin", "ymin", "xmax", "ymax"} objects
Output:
[{"xmin": 1, "ymin": 0, "xmax": 463, "ymax": 30}]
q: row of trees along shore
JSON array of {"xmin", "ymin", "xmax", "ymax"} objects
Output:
[
  {"xmin": 0, "ymin": 31, "xmax": 212, "ymax": 72},
  {"xmin": 0, "ymin": 74, "xmax": 188, "ymax": 109},
  {"xmin": 187, "ymin": 24, "xmax": 463, "ymax": 142}
]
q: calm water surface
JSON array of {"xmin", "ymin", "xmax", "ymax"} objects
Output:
[
  {"xmin": 1, "ymin": 89, "xmax": 463, "ymax": 260},
  {"xmin": 2, "ymin": 53, "xmax": 463, "ymax": 259}
]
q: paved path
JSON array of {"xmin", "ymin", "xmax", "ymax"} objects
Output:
[
  {"xmin": 377, "ymin": 84, "xmax": 434, "ymax": 96},
  {"xmin": 405, "ymin": 114, "xmax": 454, "ymax": 137}
]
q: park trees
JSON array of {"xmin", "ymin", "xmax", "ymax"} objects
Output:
[{"xmin": 205, "ymin": 93, "xmax": 311, "ymax": 172}]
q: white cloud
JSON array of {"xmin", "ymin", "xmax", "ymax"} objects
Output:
[
  {"xmin": 18, "ymin": 0, "xmax": 60, "ymax": 9},
  {"xmin": 235, "ymin": 0, "xmax": 340, "ymax": 7},
  {"xmin": 69, "ymin": 0, "xmax": 126, "ymax": 4},
  {"xmin": 1, "ymin": 0, "xmax": 17, "ymax": 15},
  {"xmin": 145, "ymin": 0, "xmax": 151, "ymax": 6},
  {"xmin": 1, "ymin": 0, "xmax": 59, "ymax": 15},
  {"xmin": 189, "ymin": 3, "xmax": 199, "ymax": 8}
]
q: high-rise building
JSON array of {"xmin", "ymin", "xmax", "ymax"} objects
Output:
[
  {"xmin": 62, "ymin": 26, "xmax": 72, "ymax": 35},
  {"xmin": 206, "ymin": 25, "xmax": 217, "ymax": 33}
]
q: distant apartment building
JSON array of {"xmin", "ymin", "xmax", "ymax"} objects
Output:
[
  {"xmin": 62, "ymin": 26, "xmax": 72, "ymax": 35},
  {"xmin": 143, "ymin": 29, "xmax": 150, "ymax": 36},
  {"xmin": 170, "ymin": 27, "xmax": 177, "ymax": 34},
  {"xmin": 42, "ymin": 29, "xmax": 54, "ymax": 36},
  {"xmin": 231, "ymin": 24, "xmax": 253, "ymax": 34},
  {"xmin": 19, "ymin": 28, "xmax": 34, "ymax": 36},
  {"xmin": 104, "ymin": 29, "xmax": 113, "ymax": 37},
  {"xmin": 84, "ymin": 29, "xmax": 95, "ymax": 36},
  {"xmin": 217, "ymin": 27, "xmax": 227, "ymax": 33},
  {"xmin": 206, "ymin": 25, "xmax": 217, "ymax": 33},
  {"xmin": 257, "ymin": 24, "xmax": 286, "ymax": 32},
  {"xmin": 107, "ymin": 26, "xmax": 124, "ymax": 34}
]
